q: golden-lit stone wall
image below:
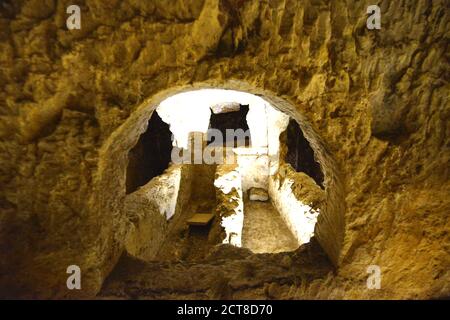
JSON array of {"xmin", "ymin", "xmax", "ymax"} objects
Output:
[{"xmin": 0, "ymin": 0, "xmax": 448, "ymax": 298}]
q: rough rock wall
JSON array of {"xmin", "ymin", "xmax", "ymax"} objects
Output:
[{"xmin": 0, "ymin": 0, "xmax": 448, "ymax": 298}]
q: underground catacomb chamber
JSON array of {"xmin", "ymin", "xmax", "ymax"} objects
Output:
[{"xmin": 122, "ymin": 89, "xmax": 327, "ymax": 262}]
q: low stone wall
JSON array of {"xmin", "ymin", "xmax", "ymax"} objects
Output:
[
  {"xmin": 214, "ymin": 164, "xmax": 245, "ymax": 247},
  {"xmin": 268, "ymin": 164, "xmax": 325, "ymax": 246},
  {"xmin": 123, "ymin": 164, "xmax": 193, "ymax": 261}
]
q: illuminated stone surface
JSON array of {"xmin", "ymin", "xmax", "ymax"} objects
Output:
[
  {"xmin": 248, "ymin": 188, "xmax": 269, "ymax": 202},
  {"xmin": 0, "ymin": 0, "xmax": 448, "ymax": 299},
  {"xmin": 187, "ymin": 213, "xmax": 215, "ymax": 226}
]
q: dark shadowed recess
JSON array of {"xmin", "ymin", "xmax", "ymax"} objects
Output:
[
  {"xmin": 126, "ymin": 111, "xmax": 172, "ymax": 194},
  {"xmin": 208, "ymin": 104, "xmax": 251, "ymax": 147},
  {"xmin": 286, "ymin": 119, "xmax": 324, "ymax": 188}
]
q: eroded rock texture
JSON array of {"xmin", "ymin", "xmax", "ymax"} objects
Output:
[{"xmin": 0, "ymin": 0, "xmax": 448, "ymax": 299}]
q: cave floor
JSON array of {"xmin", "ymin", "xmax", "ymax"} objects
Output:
[
  {"xmin": 154, "ymin": 198, "xmax": 218, "ymax": 262},
  {"xmin": 97, "ymin": 193, "xmax": 330, "ymax": 299},
  {"xmin": 98, "ymin": 238, "xmax": 332, "ymax": 299},
  {"xmin": 242, "ymin": 199, "xmax": 298, "ymax": 253}
]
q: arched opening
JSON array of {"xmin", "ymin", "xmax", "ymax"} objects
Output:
[
  {"xmin": 94, "ymin": 82, "xmax": 346, "ymax": 296},
  {"xmin": 119, "ymin": 89, "xmax": 332, "ymax": 261}
]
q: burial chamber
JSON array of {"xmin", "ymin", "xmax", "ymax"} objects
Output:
[{"xmin": 0, "ymin": 0, "xmax": 448, "ymax": 299}]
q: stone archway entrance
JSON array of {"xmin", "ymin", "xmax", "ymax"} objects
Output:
[{"xmin": 94, "ymin": 82, "xmax": 346, "ymax": 281}]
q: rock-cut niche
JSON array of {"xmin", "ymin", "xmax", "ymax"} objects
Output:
[
  {"xmin": 208, "ymin": 104, "xmax": 251, "ymax": 147},
  {"xmin": 126, "ymin": 111, "xmax": 172, "ymax": 194},
  {"xmin": 284, "ymin": 119, "xmax": 324, "ymax": 188},
  {"xmin": 120, "ymin": 89, "xmax": 330, "ymax": 263}
]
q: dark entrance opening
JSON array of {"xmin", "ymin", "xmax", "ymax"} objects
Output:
[
  {"xmin": 125, "ymin": 111, "xmax": 172, "ymax": 194},
  {"xmin": 208, "ymin": 104, "xmax": 251, "ymax": 147},
  {"xmin": 285, "ymin": 119, "xmax": 324, "ymax": 188}
]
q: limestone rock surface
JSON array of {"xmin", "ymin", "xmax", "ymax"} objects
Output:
[
  {"xmin": 249, "ymin": 187, "xmax": 269, "ymax": 201},
  {"xmin": 0, "ymin": 0, "xmax": 448, "ymax": 299}
]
